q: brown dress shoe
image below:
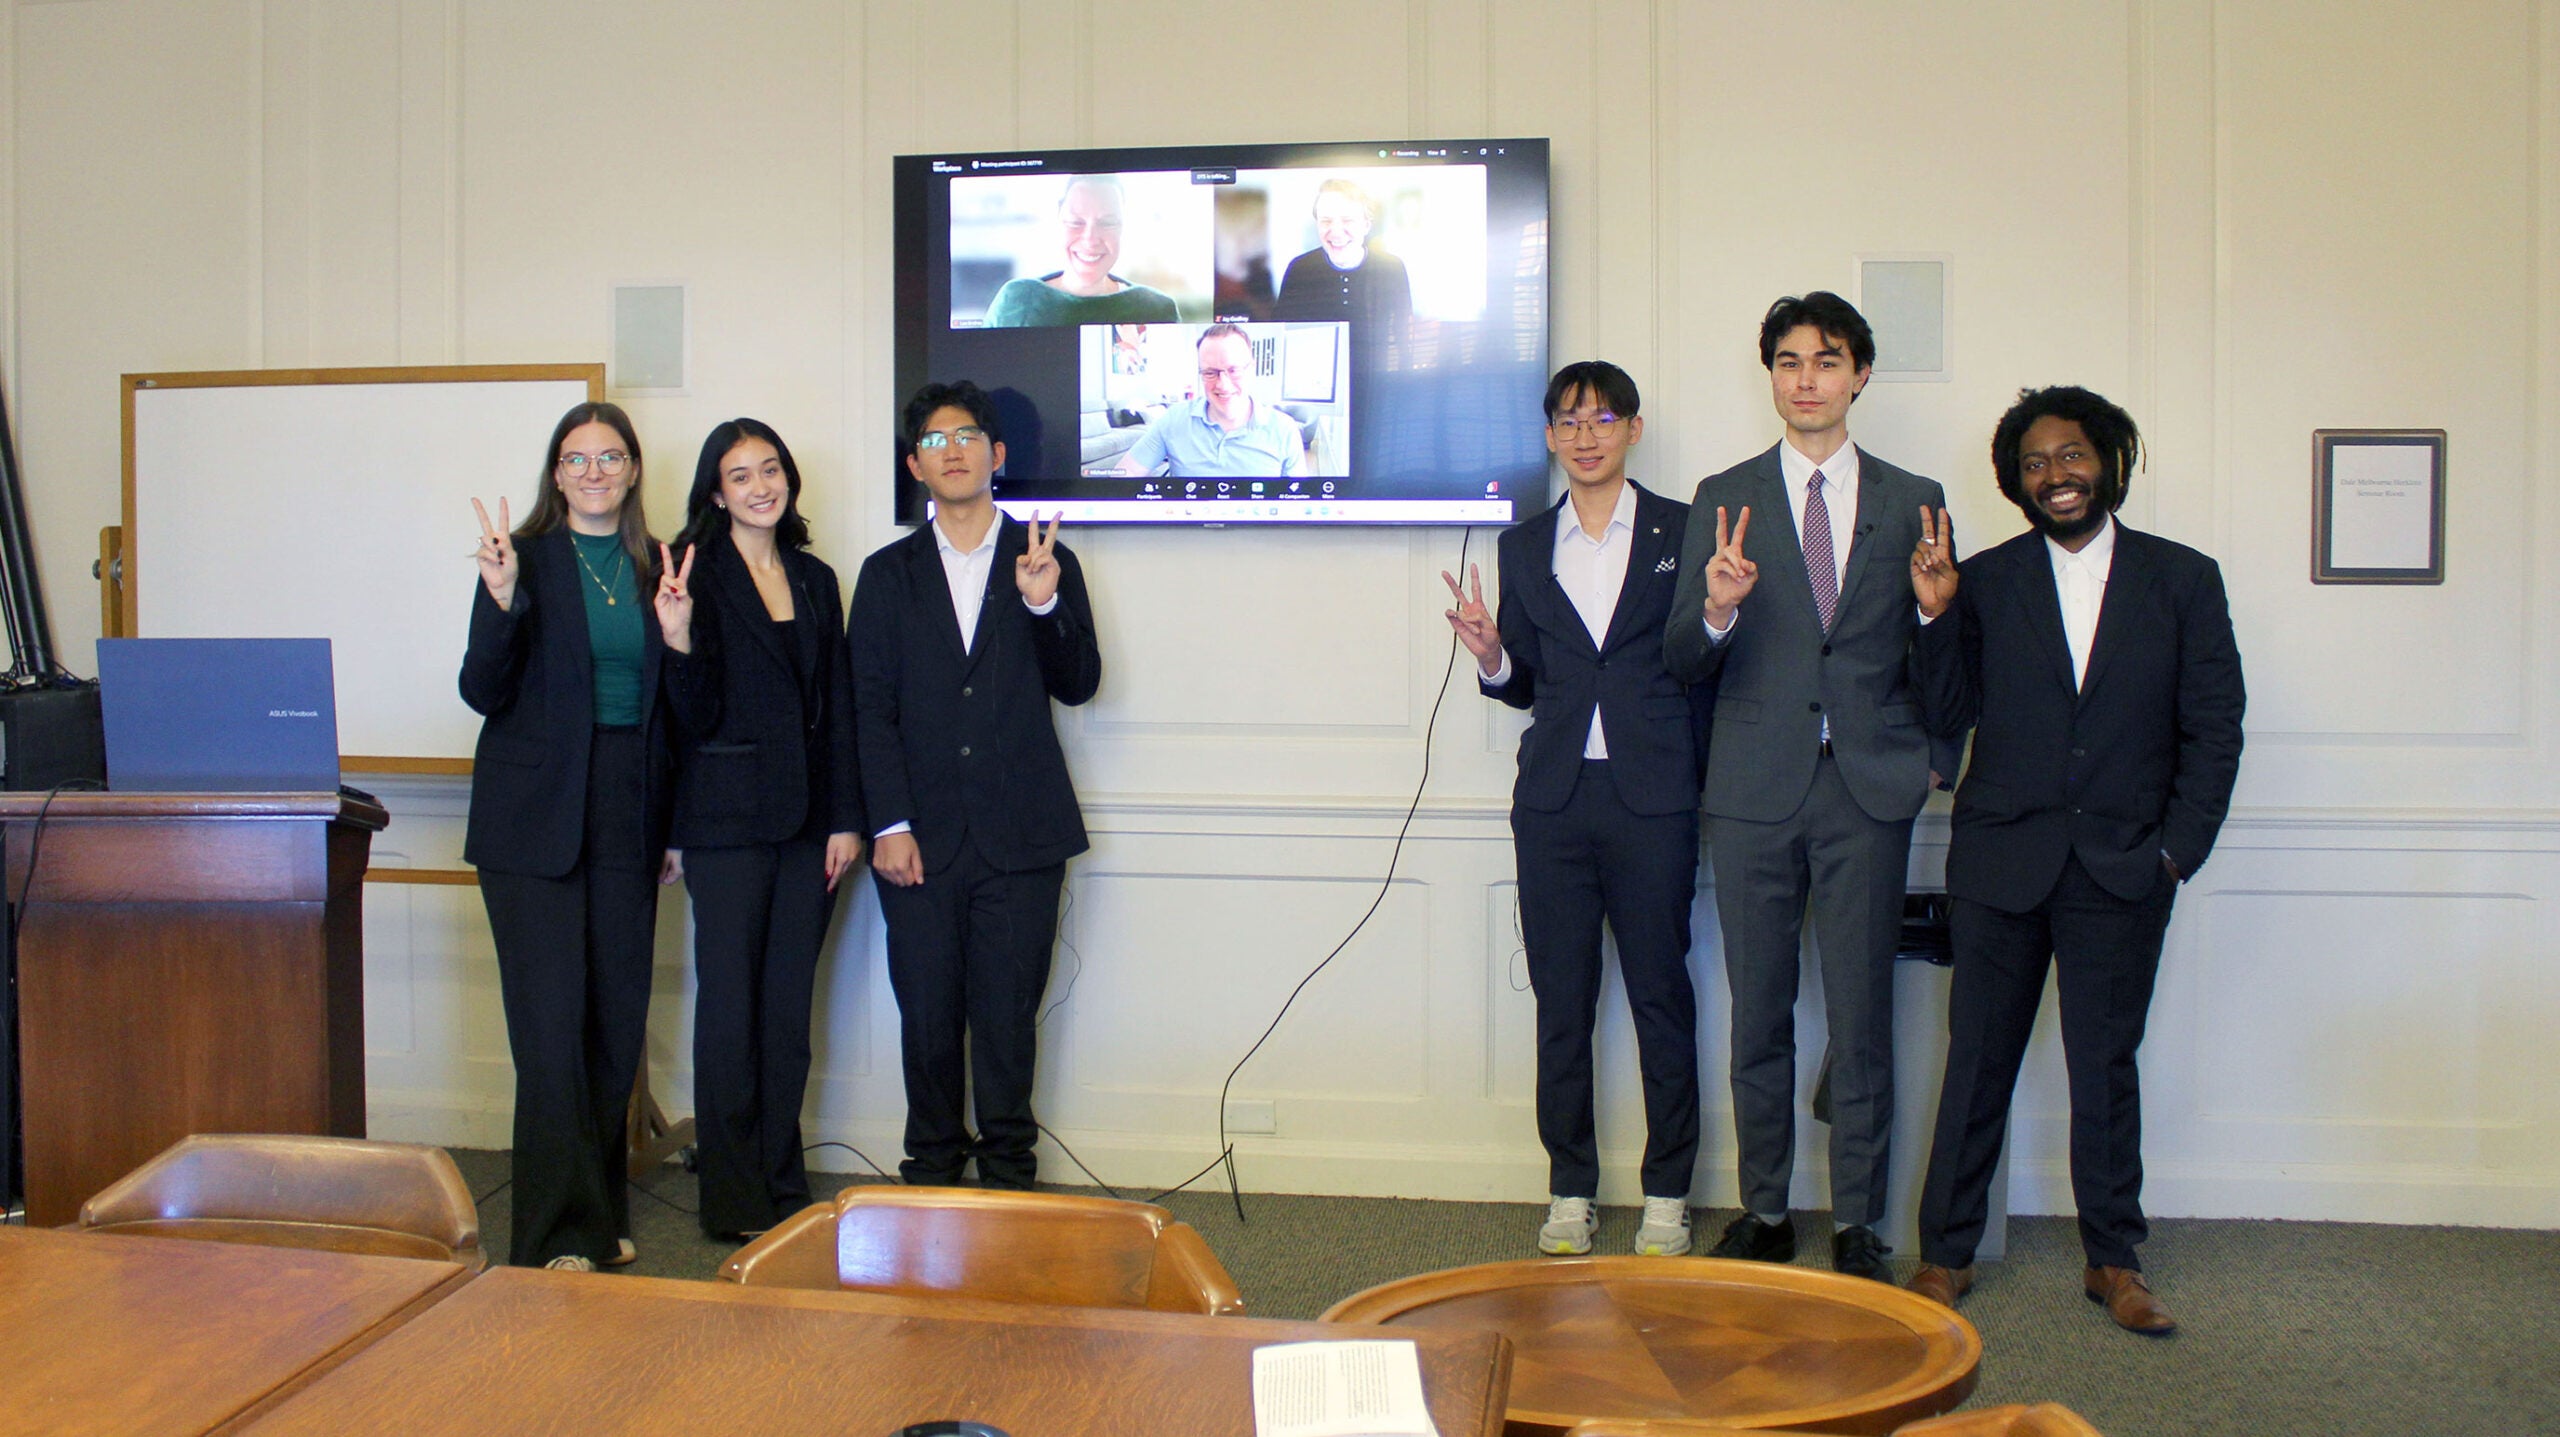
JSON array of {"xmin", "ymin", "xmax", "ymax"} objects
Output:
[
  {"xmin": 2084, "ymin": 1264, "xmax": 2176, "ymax": 1334},
  {"xmin": 1906, "ymin": 1262, "xmax": 1975, "ymax": 1308}
]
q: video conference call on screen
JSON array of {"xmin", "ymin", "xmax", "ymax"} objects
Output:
[{"xmin": 893, "ymin": 139, "xmax": 1550, "ymax": 527}]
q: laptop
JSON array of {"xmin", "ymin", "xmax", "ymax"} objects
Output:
[{"xmin": 96, "ymin": 637, "xmax": 340, "ymax": 792}]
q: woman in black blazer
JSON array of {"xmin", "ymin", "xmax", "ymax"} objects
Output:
[
  {"xmin": 463, "ymin": 401, "xmax": 674, "ymax": 1271},
  {"xmin": 656, "ymin": 418, "xmax": 864, "ymax": 1239}
]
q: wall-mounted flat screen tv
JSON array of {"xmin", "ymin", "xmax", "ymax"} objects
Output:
[{"xmin": 892, "ymin": 138, "xmax": 1550, "ymax": 526}]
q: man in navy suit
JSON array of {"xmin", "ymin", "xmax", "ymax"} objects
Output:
[
  {"xmin": 849, "ymin": 380, "xmax": 1102, "ymax": 1189},
  {"xmin": 1446, "ymin": 361, "xmax": 1708, "ymax": 1256},
  {"xmin": 1902, "ymin": 386, "xmax": 2244, "ymax": 1334},
  {"xmin": 1664, "ymin": 294, "xmax": 1946, "ymax": 1280}
]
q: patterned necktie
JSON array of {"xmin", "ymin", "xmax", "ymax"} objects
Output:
[{"xmin": 1803, "ymin": 469, "xmax": 1838, "ymax": 631}]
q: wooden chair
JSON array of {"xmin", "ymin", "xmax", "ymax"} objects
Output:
[
  {"xmin": 72, "ymin": 1133, "xmax": 485, "ymax": 1272},
  {"xmin": 1895, "ymin": 1404, "xmax": 2104, "ymax": 1436},
  {"xmin": 717, "ymin": 1185, "xmax": 1244, "ymax": 1315}
]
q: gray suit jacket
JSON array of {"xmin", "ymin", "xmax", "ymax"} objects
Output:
[{"xmin": 1664, "ymin": 442, "xmax": 1945, "ymax": 825}]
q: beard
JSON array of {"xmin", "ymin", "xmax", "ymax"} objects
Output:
[{"xmin": 2020, "ymin": 474, "xmax": 2121, "ymax": 543}]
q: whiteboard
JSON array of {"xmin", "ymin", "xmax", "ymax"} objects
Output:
[{"xmin": 125, "ymin": 366, "xmax": 603, "ymax": 770}]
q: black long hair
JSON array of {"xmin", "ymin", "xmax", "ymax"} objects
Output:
[
  {"xmin": 515, "ymin": 401, "xmax": 658, "ymax": 589},
  {"xmin": 674, "ymin": 417, "xmax": 813, "ymax": 557}
]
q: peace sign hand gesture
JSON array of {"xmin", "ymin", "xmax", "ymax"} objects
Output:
[
  {"xmin": 1703, "ymin": 505, "xmax": 1758, "ymax": 628},
  {"xmin": 1911, "ymin": 506, "xmax": 1958, "ymax": 619},
  {"xmin": 655, "ymin": 542, "xmax": 697, "ymax": 653},
  {"xmin": 1016, "ymin": 513, "xmax": 1063, "ymax": 608},
  {"xmin": 472, "ymin": 497, "xmax": 519, "ymax": 610},
  {"xmin": 1441, "ymin": 563, "xmax": 1502, "ymax": 675}
]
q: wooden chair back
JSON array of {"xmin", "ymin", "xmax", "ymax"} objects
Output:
[
  {"xmin": 73, "ymin": 1133, "xmax": 484, "ymax": 1271},
  {"xmin": 718, "ymin": 1185, "xmax": 1243, "ymax": 1315}
]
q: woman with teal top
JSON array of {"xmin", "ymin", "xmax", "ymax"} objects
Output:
[
  {"xmin": 981, "ymin": 175, "xmax": 1180, "ymax": 327},
  {"xmin": 462, "ymin": 400, "xmax": 677, "ymax": 1271}
]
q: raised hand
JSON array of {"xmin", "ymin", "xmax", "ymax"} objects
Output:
[
  {"xmin": 1703, "ymin": 505, "xmax": 1758, "ymax": 627},
  {"xmin": 1441, "ymin": 563, "xmax": 1502, "ymax": 675},
  {"xmin": 871, "ymin": 830, "xmax": 924, "ymax": 888},
  {"xmin": 1911, "ymin": 505, "xmax": 1958, "ymax": 618},
  {"xmin": 823, "ymin": 831, "xmax": 865, "ymax": 892},
  {"xmin": 472, "ymin": 496, "xmax": 519, "ymax": 610},
  {"xmin": 1016, "ymin": 513, "xmax": 1063, "ymax": 607},
  {"xmin": 654, "ymin": 541, "xmax": 697, "ymax": 652},
  {"xmin": 659, "ymin": 849, "xmax": 684, "ymax": 886}
]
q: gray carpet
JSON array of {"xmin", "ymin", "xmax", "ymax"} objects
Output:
[{"xmin": 451, "ymin": 1149, "xmax": 2560, "ymax": 1436}]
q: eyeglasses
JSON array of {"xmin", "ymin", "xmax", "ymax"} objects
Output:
[
  {"xmin": 1549, "ymin": 413, "xmax": 1621, "ymax": 439},
  {"xmin": 915, "ymin": 427, "xmax": 988, "ymax": 450},
  {"xmin": 557, "ymin": 451, "xmax": 632, "ymax": 477},
  {"xmin": 1199, "ymin": 365, "xmax": 1247, "ymax": 382}
]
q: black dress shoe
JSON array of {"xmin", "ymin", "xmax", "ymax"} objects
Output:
[
  {"xmin": 1707, "ymin": 1213, "xmax": 1797, "ymax": 1262},
  {"xmin": 1832, "ymin": 1224, "xmax": 1891, "ymax": 1282}
]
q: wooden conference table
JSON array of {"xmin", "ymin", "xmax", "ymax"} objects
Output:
[
  {"xmin": 1324, "ymin": 1256, "xmax": 1979, "ymax": 1436},
  {"xmin": 0, "ymin": 1224, "xmax": 468, "ymax": 1437},
  {"xmin": 237, "ymin": 1265, "xmax": 1515, "ymax": 1435}
]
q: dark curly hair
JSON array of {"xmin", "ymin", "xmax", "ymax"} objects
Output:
[{"xmin": 1989, "ymin": 385, "xmax": 2143, "ymax": 516}]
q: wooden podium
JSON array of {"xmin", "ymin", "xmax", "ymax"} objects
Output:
[{"xmin": 2, "ymin": 791, "xmax": 387, "ymax": 1225}]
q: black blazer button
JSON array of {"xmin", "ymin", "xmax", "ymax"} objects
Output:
[
  {"xmin": 1821, "ymin": 644, "xmax": 1832, "ymax": 656},
  {"xmin": 1808, "ymin": 701, "xmax": 1822, "ymax": 713}
]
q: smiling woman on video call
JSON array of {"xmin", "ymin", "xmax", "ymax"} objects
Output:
[
  {"xmin": 982, "ymin": 175, "xmax": 1180, "ymax": 327},
  {"xmin": 1272, "ymin": 177, "xmax": 1413, "ymax": 329}
]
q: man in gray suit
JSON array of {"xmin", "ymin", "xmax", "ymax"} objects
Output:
[{"xmin": 1665, "ymin": 293, "xmax": 1946, "ymax": 1281}]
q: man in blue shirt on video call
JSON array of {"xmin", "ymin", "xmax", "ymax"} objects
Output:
[{"xmin": 1116, "ymin": 324, "xmax": 1309, "ymax": 479}]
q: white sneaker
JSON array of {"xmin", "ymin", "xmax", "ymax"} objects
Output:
[
  {"xmin": 1538, "ymin": 1196, "xmax": 1596, "ymax": 1255},
  {"xmin": 1635, "ymin": 1196, "xmax": 1692, "ymax": 1256},
  {"xmin": 543, "ymin": 1254, "xmax": 598, "ymax": 1272}
]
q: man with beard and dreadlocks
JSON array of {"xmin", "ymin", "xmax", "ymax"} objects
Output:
[{"xmin": 1900, "ymin": 385, "xmax": 2245, "ymax": 1336}]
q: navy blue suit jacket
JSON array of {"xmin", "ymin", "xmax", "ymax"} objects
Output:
[{"xmin": 1486, "ymin": 483, "xmax": 1711, "ymax": 816}]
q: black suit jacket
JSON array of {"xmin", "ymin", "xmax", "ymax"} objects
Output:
[
  {"xmin": 1485, "ymin": 483, "xmax": 1710, "ymax": 815},
  {"xmin": 847, "ymin": 516, "xmax": 1102, "ymax": 875},
  {"xmin": 1912, "ymin": 522, "xmax": 2245, "ymax": 911},
  {"xmin": 459, "ymin": 529, "xmax": 673, "ymax": 878},
  {"xmin": 663, "ymin": 537, "xmax": 864, "ymax": 849}
]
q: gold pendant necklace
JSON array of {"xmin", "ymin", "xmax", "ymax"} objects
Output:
[{"xmin": 573, "ymin": 540, "xmax": 627, "ymax": 606}]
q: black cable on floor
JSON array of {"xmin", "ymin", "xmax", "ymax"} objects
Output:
[
  {"xmin": 802, "ymin": 1139, "xmax": 897, "ymax": 1182},
  {"xmin": 1198, "ymin": 526, "xmax": 1474, "ymax": 1223}
]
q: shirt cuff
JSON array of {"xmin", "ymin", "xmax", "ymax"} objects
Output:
[
  {"xmin": 1917, "ymin": 606, "xmax": 1940, "ymax": 626},
  {"xmin": 1704, "ymin": 611, "xmax": 1736, "ymax": 644},
  {"xmin": 1479, "ymin": 651, "xmax": 1514, "ymax": 689},
  {"xmin": 875, "ymin": 820, "xmax": 914, "ymax": 839},
  {"xmin": 1025, "ymin": 593, "xmax": 1060, "ymax": 616}
]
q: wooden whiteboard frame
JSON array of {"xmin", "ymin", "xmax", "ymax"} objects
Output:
[{"xmin": 120, "ymin": 363, "xmax": 605, "ymax": 776}]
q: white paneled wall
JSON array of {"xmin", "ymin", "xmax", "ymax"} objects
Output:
[{"xmin": 6, "ymin": 0, "xmax": 2556, "ymax": 1226}]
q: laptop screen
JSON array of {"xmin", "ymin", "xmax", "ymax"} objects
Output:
[{"xmin": 97, "ymin": 638, "xmax": 340, "ymax": 792}]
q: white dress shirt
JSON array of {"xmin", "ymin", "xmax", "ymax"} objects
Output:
[
  {"xmin": 2048, "ymin": 514, "xmax": 2116, "ymax": 690},
  {"xmin": 1481, "ymin": 484, "xmax": 1637, "ymax": 759},
  {"xmin": 934, "ymin": 512, "xmax": 1058, "ymax": 655}
]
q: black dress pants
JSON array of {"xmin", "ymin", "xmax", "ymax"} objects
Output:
[
  {"xmin": 1918, "ymin": 852, "xmax": 2176, "ymax": 1271},
  {"xmin": 874, "ymin": 831, "xmax": 1064, "ymax": 1188},
  {"xmin": 478, "ymin": 727, "xmax": 657, "ymax": 1268},
  {"xmin": 684, "ymin": 825, "xmax": 837, "ymax": 1236},
  {"xmin": 1514, "ymin": 760, "xmax": 1703, "ymax": 1199}
]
